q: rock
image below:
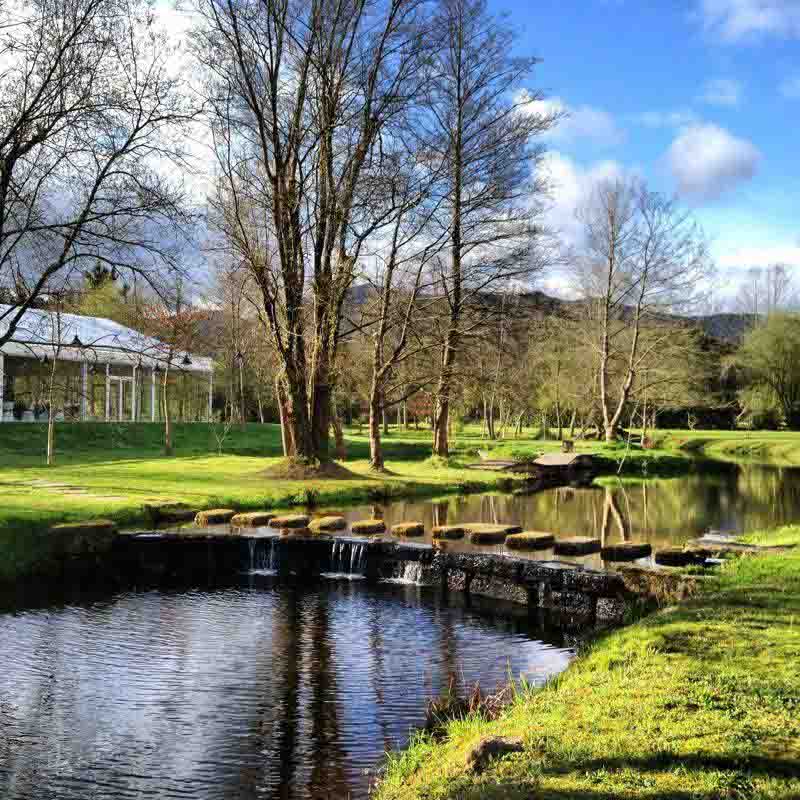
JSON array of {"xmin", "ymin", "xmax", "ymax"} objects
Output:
[
  {"xmin": 553, "ymin": 536, "xmax": 601, "ymax": 556},
  {"xmin": 50, "ymin": 519, "xmax": 117, "ymax": 555},
  {"xmin": 601, "ymin": 542, "xmax": 652, "ymax": 561},
  {"xmin": 464, "ymin": 523, "xmax": 522, "ymax": 544},
  {"xmin": 432, "ymin": 525, "xmax": 465, "ymax": 540},
  {"xmin": 506, "ymin": 531, "xmax": 556, "ymax": 551},
  {"xmin": 230, "ymin": 511, "xmax": 274, "ymax": 528},
  {"xmin": 268, "ymin": 514, "xmax": 311, "ymax": 529},
  {"xmin": 194, "ymin": 509, "xmax": 236, "ymax": 526},
  {"xmin": 143, "ymin": 503, "xmax": 197, "ymax": 524},
  {"xmin": 308, "ymin": 515, "xmax": 347, "ymax": 533},
  {"xmin": 464, "ymin": 736, "xmax": 524, "ymax": 774},
  {"xmin": 351, "ymin": 519, "xmax": 386, "ymax": 535},
  {"xmin": 392, "ymin": 521, "xmax": 425, "ymax": 537},
  {"xmin": 654, "ymin": 548, "xmax": 704, "ymax": 567}
]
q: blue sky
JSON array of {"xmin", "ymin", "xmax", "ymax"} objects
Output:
[{"xmin": 500, "ymin": 0, "xmax": 800, "ymax": 299}]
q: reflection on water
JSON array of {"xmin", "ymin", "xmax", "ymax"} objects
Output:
[
  {"xmin": 0, "ymin": 580, "xmax": 572, "ymax": 800},
  {"xmin": 334, "ymin": 463, "xmax": 800, "ymax": 565}
]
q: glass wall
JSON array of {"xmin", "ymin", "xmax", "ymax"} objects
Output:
[
  {"xmin": 2, "ymin": 355, "xmax": 82, "ymax": 421},
  {"xmin": 1, "ymin": 356, "xmax": 211, "ymax": 422}
]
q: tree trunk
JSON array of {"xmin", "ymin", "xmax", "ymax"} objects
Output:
[
  {"xmin": 368, "ymin": 386, "xmax": 384, "ymax": 471},
  {"xmin": 163, "ymin": 368, "xmax": 172, "ymax": 456},
  {"xmin": 331, "ymin": 400, "xmax": 346, "ymax": 460}
]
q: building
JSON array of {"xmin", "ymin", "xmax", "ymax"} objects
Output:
[{"xmin": 0, "ymin": 305, "xmax": 213, "ymax": 423}]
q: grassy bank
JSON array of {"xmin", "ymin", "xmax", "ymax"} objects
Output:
[
  {"xmin": 3, "ymin": 423, "xmax": 800, "ymax": 539},
  {"xmin": 376, "ymin": 528, "xmax": 800, "ymax": 800}
]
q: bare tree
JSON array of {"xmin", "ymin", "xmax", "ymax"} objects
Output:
[
  {"xmin": 736, "ymin": 263, "xmax": 796, "ymax": 320},
  {"xmin": 572, "ymin": 179, "xmax": 712, "ymax": 441},
  {"xmin": 420, "ymin": 0, "xmax": 559, "ymax": 457},
  {"xmin": 196, "ymin": 0, "xmax": 428, "ymax": 463},
  {"xmin": 0, "ymin": 0, "xmax": 196, "ymax": 343}
]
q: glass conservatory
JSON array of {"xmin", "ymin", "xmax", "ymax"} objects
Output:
[{"xmin": 0, "ymin": 305, "xmax": 213, "ymax": 423}]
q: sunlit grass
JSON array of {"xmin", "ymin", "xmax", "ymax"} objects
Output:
[{"xmin": 375, "ymin": 528, "xmax": 800, "ymax": 799}]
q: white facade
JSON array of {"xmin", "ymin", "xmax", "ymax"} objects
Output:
[{"xmin": 0, "ymin": 305, "xmax": 214, "ymax": 423}]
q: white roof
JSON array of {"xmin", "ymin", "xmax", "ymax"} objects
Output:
[{"xmin": 0, "ymin": 304, "xmax": 213, "ymax": 374}]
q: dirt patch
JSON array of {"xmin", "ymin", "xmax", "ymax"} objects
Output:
[{"xmin": 260, "ymin": 458, "xmax": 362, "ymax": 481}]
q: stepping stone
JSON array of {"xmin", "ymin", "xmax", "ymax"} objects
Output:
[
  {"xmin": 432, "ymin": 525, "xmax": 465, "ymax": 540},
  {"xmin": 654, "ymin": 548, "xmax": 703, "ymax": 567},
  {"xmin": 392, "ymin": 522, "xmax": 425, "ymax": 537},
  {"xmin": 144, "ymin": 503, "xmax": 197, "ymax": 524},
  {"xmin": 601, "ymin": 542, "xmax": 652, "ymax": 561},
  {"xmin": 309, "ymin": 515, "xmax": 347, "ymax": 533},
  {"xmin": 269, "ymin": 514, "xmax": 311, "ymax": 529},
  {"xmin": 195, "ymin": 509, "xmax": 236, "ymax": 526},
  {"xmin": 351, "ymin": 519, "xmax": 386, "ymax": 534},
  {"xmin": 465, "ymin": 523, "xmax": 522, "ymax": 544},
  {"xmin": 505, "ymin": 531, "xmax": 556, "ymax": 551},
  {"xmin": 553, "ymin": 536, "xmax": 601, "ymax": 556},
  {"xmin": 230, "ymin": 511, "xmax": 274, "ymax": 528}
]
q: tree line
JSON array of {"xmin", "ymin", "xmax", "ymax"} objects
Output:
[{"xmin": 1, "ymin": 0, "xmax": 798, "ymax": 468}]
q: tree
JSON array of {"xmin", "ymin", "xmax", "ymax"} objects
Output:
[
  {"xmin": 196, "ymin": 0, "xmax": 428, "ymax": 463},
  {"xmin": 736, "ymin": 263, "xmax": 795, "ymax": 320},
  {"xmin": 571, "ymin": 179, "xmax": 711, "ymax": 441},
  {"xmin": 735, "ymin": 313, "xmax": 800, "ymax": 429},
  {"xmin": 420, "ymin": 0, "xmax": 558, "ymax": 456},
  {"xmin": 0, "ymin": 0, "xmax": 195, "ymax": 346}
]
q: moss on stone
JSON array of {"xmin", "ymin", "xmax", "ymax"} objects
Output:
[
  {"xmin": 308, "ymin": 515, "xmax": 347, "ymax": 533},
  {"xmin": 392, "ymin": 521, "xmax": 425, "ymax": 537},
  {"xmin": 269, "ymin": 514, "xmax": 311, "ymax": 529},
  {"xmin": 351, "ymin": 519, "xmax": 386, "ymax": 534},
  {"xmin": 505, "ymin": 531, "xmax": 556, "ymax": 550},
  {"xmin": 464, "ymin": 523, "xmax": 522, "ymax": 544},
  {"xmin": 194, "ymin": 509, "xmax": 236, "ymax": 526},
  {"xmin": 553, "ymin": 536, "xmax": 601, "ymax": 556},
  {"xmin": 144, "ymin": 503, "xmax": 197, "ymax": 525},
  {"xmin": 655, "ymin": 547, "xmax": 703, "ymax": 567},
  {"xmin": 49, "ymin": 519, "xmax": 117, "ymax": 555},
  {"xmin": 230, "ymin": 511, "xmax": 274, "ymax": 528},
  {"xmin": 432, "ymin": 525, "xmax": 465, "ymax": 540},
  {"xmin": 601, "ymin": 542, "xmax": 652, "ymax": 561}
]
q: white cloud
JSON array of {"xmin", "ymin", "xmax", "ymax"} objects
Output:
[
  {"xmin": 630, "ymin": 109, "xmax": 699, "ymax": 129},
  {"xmin": 699, "ymin": 78, "xmax": 743, "ymax": 107},
  {"xmin": 524, "ymin": 94, "xmax": 625, "ymax": 148},
  {"xmin": 718, "ymin": 245, "xmax": 800, "ymax": 269},
  {"xmin": 780, "ymin": 75, "xmax": 800, "ymax": 97},
  {"xmin": 667, "ymin": 123, "xmax": 761, "ymax": 201},
  {"xmin": 540, "ymin": 152, "xmax": 627, "ymax": 248},
  {"xmin": 695, "ymin": 0, "xmax": 800, "ymax": 42}
]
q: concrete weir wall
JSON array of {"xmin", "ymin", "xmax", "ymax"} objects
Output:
[
  {"xmin": 106, "ymin": 532, "xmax": 664, "ymax": 625},
  {"xmin": 366, "ymin": 541, "xmax": 630, "ymax": 623}
]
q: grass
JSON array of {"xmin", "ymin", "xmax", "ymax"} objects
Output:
[
  {"xmin": 375, "ymin": 527, "xmax": 800, "ymax": 800},
  {"xmin": 4, "ymin": 421, "xmax": 800, "ymax": 583}
]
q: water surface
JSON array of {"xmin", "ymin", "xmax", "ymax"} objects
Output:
[{"xmin": 0, "ymin": 578, "xmax": 572, "ymax": 800}]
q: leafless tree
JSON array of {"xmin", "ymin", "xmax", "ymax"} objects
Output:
[
  {"xmin": 0, "ymin": 0, "xmax": 196, "ymax": 344},
  {"xmin": 419, "ymin": 0, "xmax": 559, "ymax": 457},
  {"xmin": 571, "ymin": 179, "xmax": 712, "ymax": 441},
  {"xmin": 736, "ymin": 263, "xmax": 796, "ymax": 320},
  {"xmin": 196, "ymin": 0, "xmax": 429, "ymax": 462}
]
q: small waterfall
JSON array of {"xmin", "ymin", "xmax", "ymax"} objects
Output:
[
  {"xmin": 323, "ymin": 540, "xmax": 367, "ymax": 580},
  {"xmin": 246, "ymin": 537, "xmax": 278, "ymax": 575},
  {"xmin": 382, "ymin": 561, "xmax": 424, "ymax": 585}
]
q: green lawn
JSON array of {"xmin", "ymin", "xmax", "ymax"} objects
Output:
[
  {"xmin": 2, "ymin": 423, "xmax": 800, "ymax": 538},
  {"xmin": 375, "ymin": 527, "xmax": 800, "ymax": 800}
]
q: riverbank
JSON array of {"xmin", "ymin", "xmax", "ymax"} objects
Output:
[
  {"xmin": 2, "ymin": 423, "xmax": 800, "ymax": 536},
  {"xmin": 375, "ymin": 526, "xmax": 800, "ymax": 800}
]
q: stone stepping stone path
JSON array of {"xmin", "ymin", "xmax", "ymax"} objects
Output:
[
  {"xmin": 601, "ymin": 542, "xmax": 652, "ymax": 561},
  {"xmin": 309, "ymin": 516, "xmax": 347, "ymax": 533},
  {"xmin": 350, "ymin": 519, "xmax": 386, "ymax": 535},
  {"xmin": 392, "ymin": 522, "xmax": 425, "ymax": 537},
  {"xmin": 553, "ymin": 536, "xmax": 601, "ymax": 556},
  {"xmin": 195, "ymin": 509, "xmax": 236, "ymax": 526},
  {"xmin": 505, "ymin": 531, "xmax": 555, "ymax": 550}
]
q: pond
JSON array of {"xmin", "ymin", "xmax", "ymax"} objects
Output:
[
  {"xmin": 3, "ymin": 461, "xmax": 799, "ymax": 799},
  {"xmin": 329, "ymin": 462, "xmax": 800, "ymax": 568},
  {"xmin": 0, "ymin": 578, "xmax": 573, "ymax": 800}
]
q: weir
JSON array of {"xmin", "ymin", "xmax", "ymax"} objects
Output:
[{"xmin": 107, "ymin": 531, "xmax": 696, "ymax": 624}]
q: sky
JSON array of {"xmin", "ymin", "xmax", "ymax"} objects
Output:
[{"xmin": 496, "ymin": 0, "xmax": 800, "ymax": 302}]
